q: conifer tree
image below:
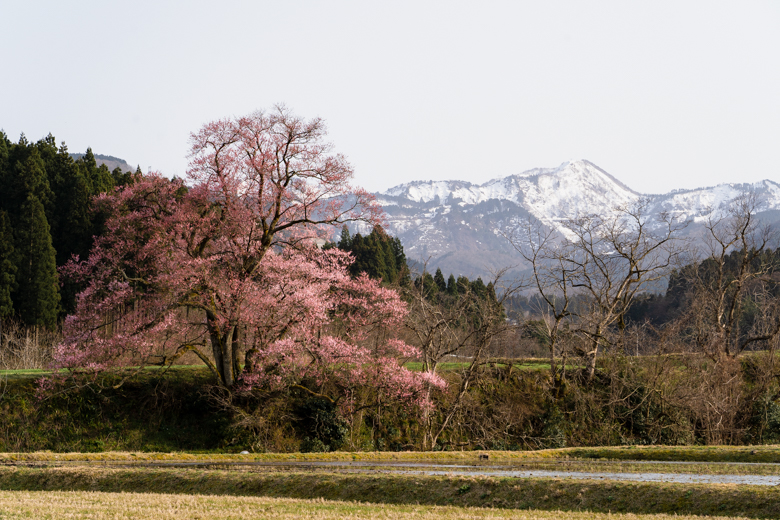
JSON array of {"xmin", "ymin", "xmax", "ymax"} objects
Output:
[
  {"xmin": 422, "ymin": 272, "xmax": 438, "ymax": 296},
  {"xmin": 471, "ymin": 277, "xmax": 487, "ymax": 299},
  {"xmin": 0, "ymin": 211, "xmax": 16, "ymax": 318},
  {"xmin": 338, "ymin": 225, "xmax": 352, "ymax": 249},
  {"xmin": 391, "ymin": 236, "xmax": 410, "ymax": 285},
  {"xmin": 365, "ymin": 232, "xmax": 389, "ymax": 281},
  {"xmin": 95, "ymin": 163, "xmax": 115, "ymax": 194},
  {"xmin": 434, "ymin": 268, "xmax": 447, "ymax": 292},
  {"xmin": 14, "ymin": 194, "xmax": 60, "ymax": 328},
  {"xmin": 456, "ymin": 275, "xmax": 470, "ymax": 294},
  {"xmin": 76, "ymin": 148, "xmax": 114, "ymax": 195},
  {"xmin": 4, "ymin": 147, "xmax": 55, "ymax": 226},
  {"xmin": 348, "ymin": 233, "xmax": 366, "ymax": 274},
  {"xmin": 336, "ymin": 224, "xmax": 409, "ymax": 285},
  {"xmin": 447, "ymin": 274, "xmax": 457, "ymax": 296},
  {"xmin": 0, "ymin": 131, "xmax": 9, "ymax": 175},
  {"xmin": 52, "ymin": 158, "xmax": 93, "ymax": 266},
  {"xmin": 111, "ymin": 166, "xmax": 135, "ymax": 187},
  {"xmin": 379, "ymin": 230, "xmax": 397, "ymax": 283},
  {"xmin": 348, "ymin": 232, "xmax": 385, "ymax": 281}
]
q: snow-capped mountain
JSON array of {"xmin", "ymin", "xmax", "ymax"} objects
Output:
[{"xmin": 369, "ymin": 160, "xmax": 780, "ymax": 279}]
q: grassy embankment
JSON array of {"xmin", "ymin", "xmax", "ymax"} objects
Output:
[
  {"xmin": 0, "ymin": 357, "xmax": 557, "ymax": 379},
  {"xmin": 6, "ymin": 444, "xmax": 780, "ymax": 464},
  {"xmin": 1, "ymin": 362, "xmax": 561, "ymax": 453},
  {"xmin": 2, "ymin": 358, "xmax": 780, "ymax": 453},
  {"xmin": 0, "ymin": 366, "xmax": 233, "ymax": 453}
]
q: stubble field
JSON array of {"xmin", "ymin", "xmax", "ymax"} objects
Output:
[
  {"xmin": 0, "ymin": 490, "xmax": 758, "ymax": 520},
  {"xmin": 2, "ymin": 451, "xmax": 780, "ymax": 519}
]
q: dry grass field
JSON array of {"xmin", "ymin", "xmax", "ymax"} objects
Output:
[
  {"xmin": 3, "ymin": 448, "xmax": 780, "ymax": 518},
  {"xmin": 1, "ymin": 463, "xmax": 779, "ymax": 518},
  {"xmin": 0, "ymin": 491, "xmax": 755, "ymax": 520}
]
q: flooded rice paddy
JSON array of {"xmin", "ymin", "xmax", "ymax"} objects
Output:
[{"xmin": 11, "ymin": 458, "xmax": 780, "ymax": 486}]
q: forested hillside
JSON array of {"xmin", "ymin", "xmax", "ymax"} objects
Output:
[{"xmin": 0, "ymin": 131, "xmax": 138, "ymax": 326}]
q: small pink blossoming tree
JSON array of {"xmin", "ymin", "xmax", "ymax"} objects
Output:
[{"xmin": 56, "ymin": 106, "xmax": 443, "ymax": 408}]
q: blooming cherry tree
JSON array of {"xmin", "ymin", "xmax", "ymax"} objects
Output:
[{"xmin": 56, "ymin": 107, "xmax": 443, "ymax": 408}]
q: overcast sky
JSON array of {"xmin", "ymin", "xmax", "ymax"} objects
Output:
[{"xmin": 2, "ymin": 1, "xmax": 778, "ymax": 194}]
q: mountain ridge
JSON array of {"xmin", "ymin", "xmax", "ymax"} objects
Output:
[
  {"xmin": 369, "ymin": 160, "xmax": 780, "ymax": 279},
  {"xmin": 69, "ymin": 153, "xmax": 136, "ymax": 173}
]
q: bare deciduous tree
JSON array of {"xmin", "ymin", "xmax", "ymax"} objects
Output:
[
  {"xmin": 404, "ymin": 268, "xmax": 518, "ymax": 449},
  {"xmin": 505, "ymin": 220, "xmax": 576, "ymax": 388},
  {"xmin": 508, "ymin": 199, "xmax": 688, "ymax": 381},
  {"xmin": 681, "ymin": 193, "xmax": 780, "ymax": 357},
  {"xmin": 0, "ymin": 319, "xmax": 57, "ymax": 370}
]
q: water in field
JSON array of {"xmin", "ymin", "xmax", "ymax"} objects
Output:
[
  {"xmin": 282, "ymin": 460, "xmax": 780, "ymax": 486},
  {"xmin": 48, "ymin": 459, "xmax": 780, "ymax": 486},
  {"xmin": 397, "ymin": 467, "xmax": 780, "ymax": 486}
]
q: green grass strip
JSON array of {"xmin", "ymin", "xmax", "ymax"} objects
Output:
[
  {"xmin": 5, "ymin": 445, "xmax": 780, "ymax": 463},
  {"xmin": 0, "ymin": 466, "xmax": 778, "ymax": 518}
]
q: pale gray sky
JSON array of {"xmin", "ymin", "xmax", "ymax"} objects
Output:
[{"xmin": 2, "ymin": 1, "xmax": 778, "ymax": 194}]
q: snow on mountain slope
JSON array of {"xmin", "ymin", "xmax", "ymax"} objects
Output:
[
  {"xmin": 381, "ymin": 160, "xmax": 637, "ymax": 209},
  {"xmin": 370, "ymin": 160, "xmax": 780, "ymax": 278},
  {"xmin": 649, "ymin": 180, "xmax": 780, "ymax": 223},
  {"xmin": 507, "ymin": 160, "xmax": 639, "ymax": 231}
]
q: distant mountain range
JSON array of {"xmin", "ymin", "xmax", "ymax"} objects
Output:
[
  {"xmin": 368, "ymin": 160, "xmax": 780, "ymax": 279},
  {"xmin": 69, "ymin": 153, "xmax": 136, "ymax": 173}
]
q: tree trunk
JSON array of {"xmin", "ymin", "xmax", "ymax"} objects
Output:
[
  {"xmin": 206, "ymin": 313, "xmax": 236, "ymax": 387},
  {"xmin": 587, "ymin": 326, "xmax": 601, "ymax": 382}
]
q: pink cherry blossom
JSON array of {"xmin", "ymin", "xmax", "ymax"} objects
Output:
[{"xmin": 55, "ymin": 107, "xmax": 443, "ymax": 410}]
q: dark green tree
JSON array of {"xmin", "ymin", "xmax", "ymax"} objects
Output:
[
  {"xmin": 421, "ymin": 272, "xmax": 438, "ymax": 296},
  {"xmin": 0, "ymin": 131, "xmax": 9, "ymax": 176},
  {"xmin": 0, "ymin": 131, "xmax": 139, "ymax": 320},
  {"xmin": 338, "ymin": 225, "xmax": 352, "ymax": 249},
  {"xmin": 391, "ymin": 237, "xmax": 410, "ymax": 286},
  {"xmin": 111, "ymin": 166, "xmax": 135, "ymax": 187},
  {"xmin": 433, "ymin": 268, "xmax": 447, "ymax": 292},
  {"xmin": 348, "ymin": 233, "xmax": 370, "ymax": 276},
  {"xmin": 13, "ymin": 194, "xmax": 60, "ymax": 328},
  {"xmin": 76, "ymin": 148, "xmax": 113, "ymax": 195},
  {"xmin": 0, "ymin": 211, "xmax": 16, "ymax": 317},
  {"xmin": 471, "ymin": 277, "xmax": 487, "ymax": 299},
  {"xmin": 3, "ymin": 147, "xmax": 55, "ymax": 226},
  {"xmin": 446, "ymin": 274, "xmax": 457, "ymax": 296},
  {"xmin": 379, "ymin": 232, "xmax": 397, "ymax": 283},
  {"xmin": 347, "ymin": 226, "xmax": 397, "ymax": 283},
  {"xmin": 334, "ymin": 224, "xmax": 409, "ymax": 285},
  {"xmin": 52, "ymin": 157, "xmax": 93, "ymax": 266}
]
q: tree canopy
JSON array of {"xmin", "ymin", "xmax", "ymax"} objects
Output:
[
  {"xmin": 335, "ymin": 224, "xmax": 409, "ymax": 285},
  {"xmin": 56, "ymin": 107, "xmax": 442, "ymax": 409}
]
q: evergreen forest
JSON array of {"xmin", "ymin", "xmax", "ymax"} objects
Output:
[{"xmin": 0, "ymin": 131, "xmax": 138, "ymax": 328}]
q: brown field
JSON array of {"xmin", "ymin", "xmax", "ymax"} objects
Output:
[
  {"xmin": 1, "ymin": 463, "xmax": 779, "ymax": 518},
  {"xmin": 0, "ymin": 490, "xmax": 754, "ymax": 520},
  {"xmin": 3, "ymin": 448, "xmax": 780, "ymax": 518}
]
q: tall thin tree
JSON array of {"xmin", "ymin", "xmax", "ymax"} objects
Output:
[{"xmin": 14, "ymin": 194, "xmax": 59, "ymax": 328}]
